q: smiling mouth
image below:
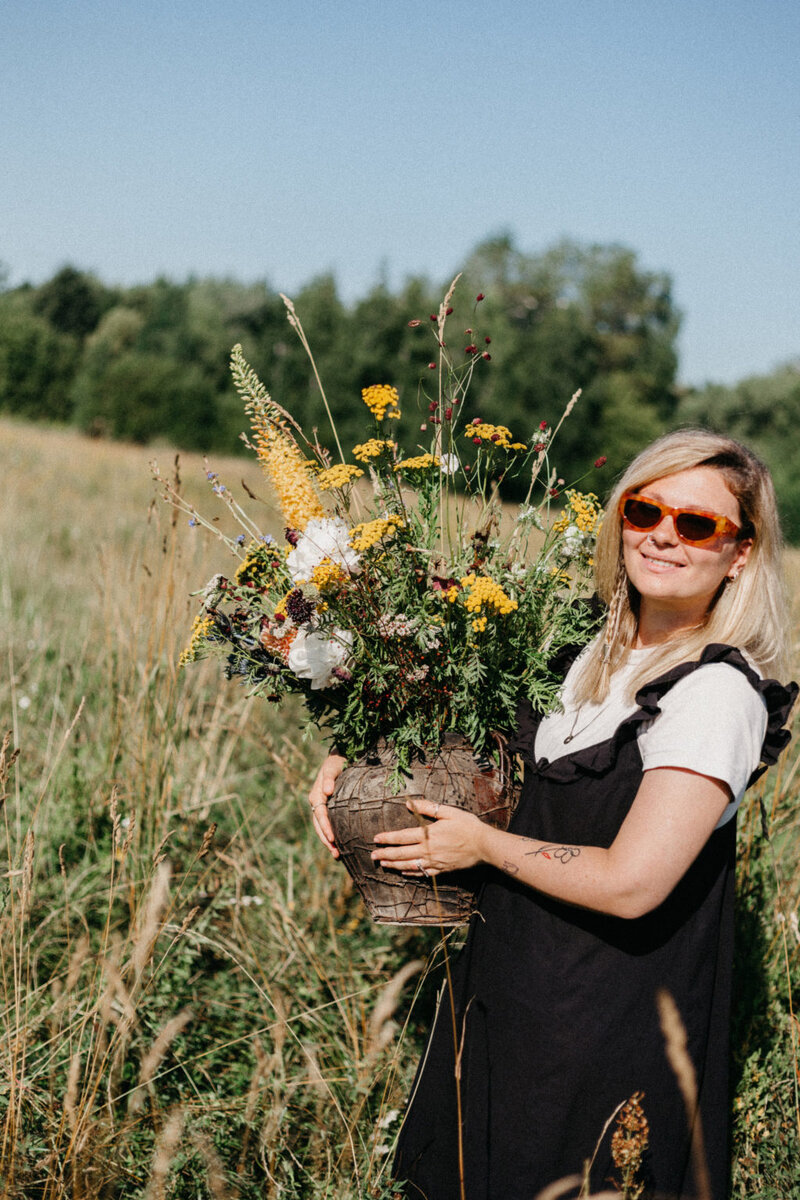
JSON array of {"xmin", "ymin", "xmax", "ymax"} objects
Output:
[{"xmin": 641, "ymin": 553, "xmax": 684, "ymax": 569}]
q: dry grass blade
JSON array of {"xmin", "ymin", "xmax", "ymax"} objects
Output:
[
  {"xmin": 535, "ymin": 1178, "xmax": 618, "ymax": 1200},
  {"xmin": 191, "ymin": 1129, "xmax": 238, "ymax": 1199},
  {"xmin": 131, "ymin": 860, "xmax": 172, "ymax": 980},
  {"xmin": 144, "ymin": 1107, "xmax": 186, "ymax": 1200},
  {"xmin": 656, "ymin": 989, "xmax": 712, "ymax": 1200},
  {"xmin": 366, "ymin": 959, "xmax": 424, "ymax": 1059},
  {"xmin": 128, "ymin": 1008, "xmax": 194, "ymax": 1113}
]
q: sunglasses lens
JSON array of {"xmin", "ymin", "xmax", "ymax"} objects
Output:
[
  {"xmin": 623, "ymin": 498, "xmax": 663, "ymax": 530},
  {"xmin": 674, "ymin": 512, "xmax": 718, "ymax": 543}
]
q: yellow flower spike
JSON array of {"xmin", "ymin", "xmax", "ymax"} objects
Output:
[{"xmin": 249, "ymin": 418, "xmax": 324, "ymax": 531}]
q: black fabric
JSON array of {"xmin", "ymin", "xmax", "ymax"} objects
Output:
[{"xmin": 393, "ymin": 647, "xmax": 797, "ymax": 1200}]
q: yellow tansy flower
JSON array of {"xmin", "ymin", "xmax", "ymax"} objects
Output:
[
  {"xmin": 353, "ymin": 438, "xmax": 396, "ymax": 463},
  {"xmin": 362, "ymin": 384, "xmax": 401, "ymax": 421},
  {"xmin": 311, "ymin": 558, "xmax": 347, "ymax": 590},
  {"xmin": 349, "ymin": 517, "xmax": 404, "ymax": 553},
  {"xmin": 178, "ymin": 613, "xmax": 214, "ymax": 668},
  {"xmin": 464, "ymin": 422, "xmax": 526, "ymax": 452},
  {"xmin": 315, "ymin": 463, "xmax": 364, "ymax": 490},
  {"xmin": 459, "ymin": 573, "xmax": 518, "ymax": 617},
  {"xmin": 394, "ymin": 453, "xmax": 440, "ymax": 472}
]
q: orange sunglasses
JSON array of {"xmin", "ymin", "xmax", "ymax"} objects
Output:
[{"xmin": 619, "ymin": 492, "xmax": 743, "ymax": 546}]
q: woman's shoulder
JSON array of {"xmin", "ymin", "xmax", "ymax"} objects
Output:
[{"xmin": 637, "ymin": 644, "xmax": 797, "ymax": 786}]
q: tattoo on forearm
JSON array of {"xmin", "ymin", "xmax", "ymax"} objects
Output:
[
  {"xmin": 502, "ymin": 860, "xmax": 520, "ymax": 876},
  {"xmin": 526, "ymin": 844, "xmax": 581, "ymax": 863}
]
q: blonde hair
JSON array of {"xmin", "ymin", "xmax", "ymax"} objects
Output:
[{"xmin": 573, "ymin": 429, "xmax": 790, "ymax": 705}]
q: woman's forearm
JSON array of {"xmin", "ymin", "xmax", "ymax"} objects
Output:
[{"xmin": 476, "ymin": 824, "xmax": 646, "ymax": 919}]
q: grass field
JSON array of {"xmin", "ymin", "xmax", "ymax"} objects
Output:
[{"xmin": 1, "ymin": 416, "xmax": 798, "ymax": 1199}]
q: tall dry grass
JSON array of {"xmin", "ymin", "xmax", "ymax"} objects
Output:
[{"xmin": 0, "ymin": 416, "xmax": 798, "ymax": 1198}]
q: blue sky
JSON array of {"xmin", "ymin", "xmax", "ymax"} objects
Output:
[{"xmin": 3, "ymin": 0, "xmax": 798, "ymax": 386}]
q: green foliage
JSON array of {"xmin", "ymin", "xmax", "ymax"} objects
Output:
[
  {"xmin": 0, "ymin": 235, "xmax": 684, "ymax": 503},
  {"xmin": 1, "ymin": 418, "xmax": 798, "ymax": 1197},
  {"xmin": 678, "ymin": 361, "xmax": 800, "ymax": 543},
  {"xmin": 730, "ymin": 791, "xmax": 800, "ymax": 1196},
  {"xmin": 0, "ymin": 291, "xmax": 79, "ymax": 421}
]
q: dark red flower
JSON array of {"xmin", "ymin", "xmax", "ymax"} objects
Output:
[
  {"xmin": 484, "ymin": 336, "xmax": 491, "ymax": 344},
  {"xmin": 444, "ymin": 406, "xmax": 453, "ymax": 420},
  {"xmin": 473, "ymin": 437, "xmax": 482, "ymax": 445},
  {"xmin": 446, "ymin": 306, "xmax": 454, "ymax": 315},
  {"xmin": 465, "ymin": 344, "xmax": 478, "ymax": 354},
  {"xmin": 472, "ymin": 417, "xmax": 482, "ymax": 424},
  {"xmin": 594, "ymin": 456, "xmax": 607, "ymax": 468},
  {"xmin": 476, "ymin": 293, "xmax": 485, "ymax": 302},
  {"xmin": 428, "ymin": 361, "xmax": 437, "ymax": 370},
  {"xmin": 430, "ymin": 314, "xmax": 438, "ymax": 322},
  {"xmin": 429, "ymin": 400, "xmax": 438, "ymax": 412},
  {"xmin": 539, "ymin": 419, "xmax": 548, "ymax": 431},
  {"xmin": 482, "ymin": 352, "xmax": 491, "ymax": 361},
  {"xmin": 533, "ymin": 442, "xmax": 546, "ymax": 452},
  {"xmin": 549, "ymin": 487, "xmax": 560, "ymax": 498}
]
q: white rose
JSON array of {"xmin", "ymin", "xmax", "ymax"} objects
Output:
[
  {"xmin": 288, "ymin": 628, "xmax": 353, "ymax": 689},
  {"xmin": 286, "ymin": 517, "xmax": 361, "ymax": 583}
]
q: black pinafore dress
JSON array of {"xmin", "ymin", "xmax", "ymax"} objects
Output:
[{"xmin": 394, "ymin": 645, "xmax": 796, "ymax": 1200}]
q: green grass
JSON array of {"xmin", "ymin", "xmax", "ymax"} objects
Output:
[{"xmin": 0, "ymin": 416, "xmax": 797, "ymax": 1199}]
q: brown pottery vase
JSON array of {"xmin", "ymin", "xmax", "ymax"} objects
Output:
[{"xmin": 327, "ymin": 732, "xmax": 517, "ymax": 925}]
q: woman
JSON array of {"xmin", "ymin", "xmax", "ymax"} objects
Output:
[{"xmin": 309, "ymin": 430, "xmax": 797, "ymax": 1200}]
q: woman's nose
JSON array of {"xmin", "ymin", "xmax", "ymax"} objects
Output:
[{"xmin": 647, "ymin": 514, "xmax": 679, "ymax": 544}]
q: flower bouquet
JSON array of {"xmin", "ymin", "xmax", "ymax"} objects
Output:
[{"xmin": 158, "ymin": 279, "xmax": 603, "ymax": 924}]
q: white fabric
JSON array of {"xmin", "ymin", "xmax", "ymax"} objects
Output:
[{"xmin": 534, "ymin": 644, "xmax": 768, "ymax": 828}]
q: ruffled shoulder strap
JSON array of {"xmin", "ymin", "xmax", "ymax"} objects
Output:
[
  {"xmin": 511, "ymin": 642, "xmax": 797, "ymax": 786},
  {"xmin": 632, "ymin": 643, "xmax": 798, "ymax": 788}
]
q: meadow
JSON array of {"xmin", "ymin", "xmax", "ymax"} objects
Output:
[{"xmin": 0, "ymin": 416, "xmax": 798, "ymax": 1199}]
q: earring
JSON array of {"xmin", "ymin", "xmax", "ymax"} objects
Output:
[{"xmin": 727, "ymin": 569, "xmax": 741, "ymax": 583}]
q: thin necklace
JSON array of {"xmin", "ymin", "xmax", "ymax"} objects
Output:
[{"xmin": 563, "ymin": 704, "xmax": 605, "ymax": 745}]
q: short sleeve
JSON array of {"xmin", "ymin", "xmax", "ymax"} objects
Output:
[{"xmin": 638, "ymin": 663, "xmax": 768, "ymax": 806}]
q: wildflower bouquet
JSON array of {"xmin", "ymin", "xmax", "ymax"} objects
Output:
[{"xmin": 160, "ymin": 281, "xmax": 603, "ymax": 782}]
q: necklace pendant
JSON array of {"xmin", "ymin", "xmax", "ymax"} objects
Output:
[{"xmin": 563, "ymin": 733, "xmax": 575, "ymax": 744}]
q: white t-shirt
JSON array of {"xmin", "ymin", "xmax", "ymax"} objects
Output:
[{"xmin": 534, "ymin": 644, "xmax": 768, "ymax": 828}]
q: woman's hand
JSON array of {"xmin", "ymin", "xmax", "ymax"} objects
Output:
[
  {"xmin": 371, "ymin": 798, "xmax": 488, "ymax": 876},
  {"xmin": 308, "ymin": 754, "xmax": 347, "ymax": 858}
]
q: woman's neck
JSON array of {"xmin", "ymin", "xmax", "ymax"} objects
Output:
[{"xmin": 635, "ymin": 604, "xmax": 707, "ymax": 648}]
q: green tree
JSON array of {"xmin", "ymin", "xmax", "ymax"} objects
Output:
[
  {"xmin": 33, "ymin": 265, "xmax": 115, "ymax": 338},
  {"xmin": 0, "ymin": 291, "xmax": 79, "ymax": 421},
  {"xmin": 678, "ymin": 362, "xmax": 800, "ymax": 542}
]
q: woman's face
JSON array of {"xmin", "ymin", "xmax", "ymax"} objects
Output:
[{"xmin": 622, "ymin": 465, "xmax": 753, "ymax": 641}]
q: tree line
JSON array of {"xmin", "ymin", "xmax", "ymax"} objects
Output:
[{"xmin": 1, "ymin": 236, "xmax": 797, "ymax": 539}]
